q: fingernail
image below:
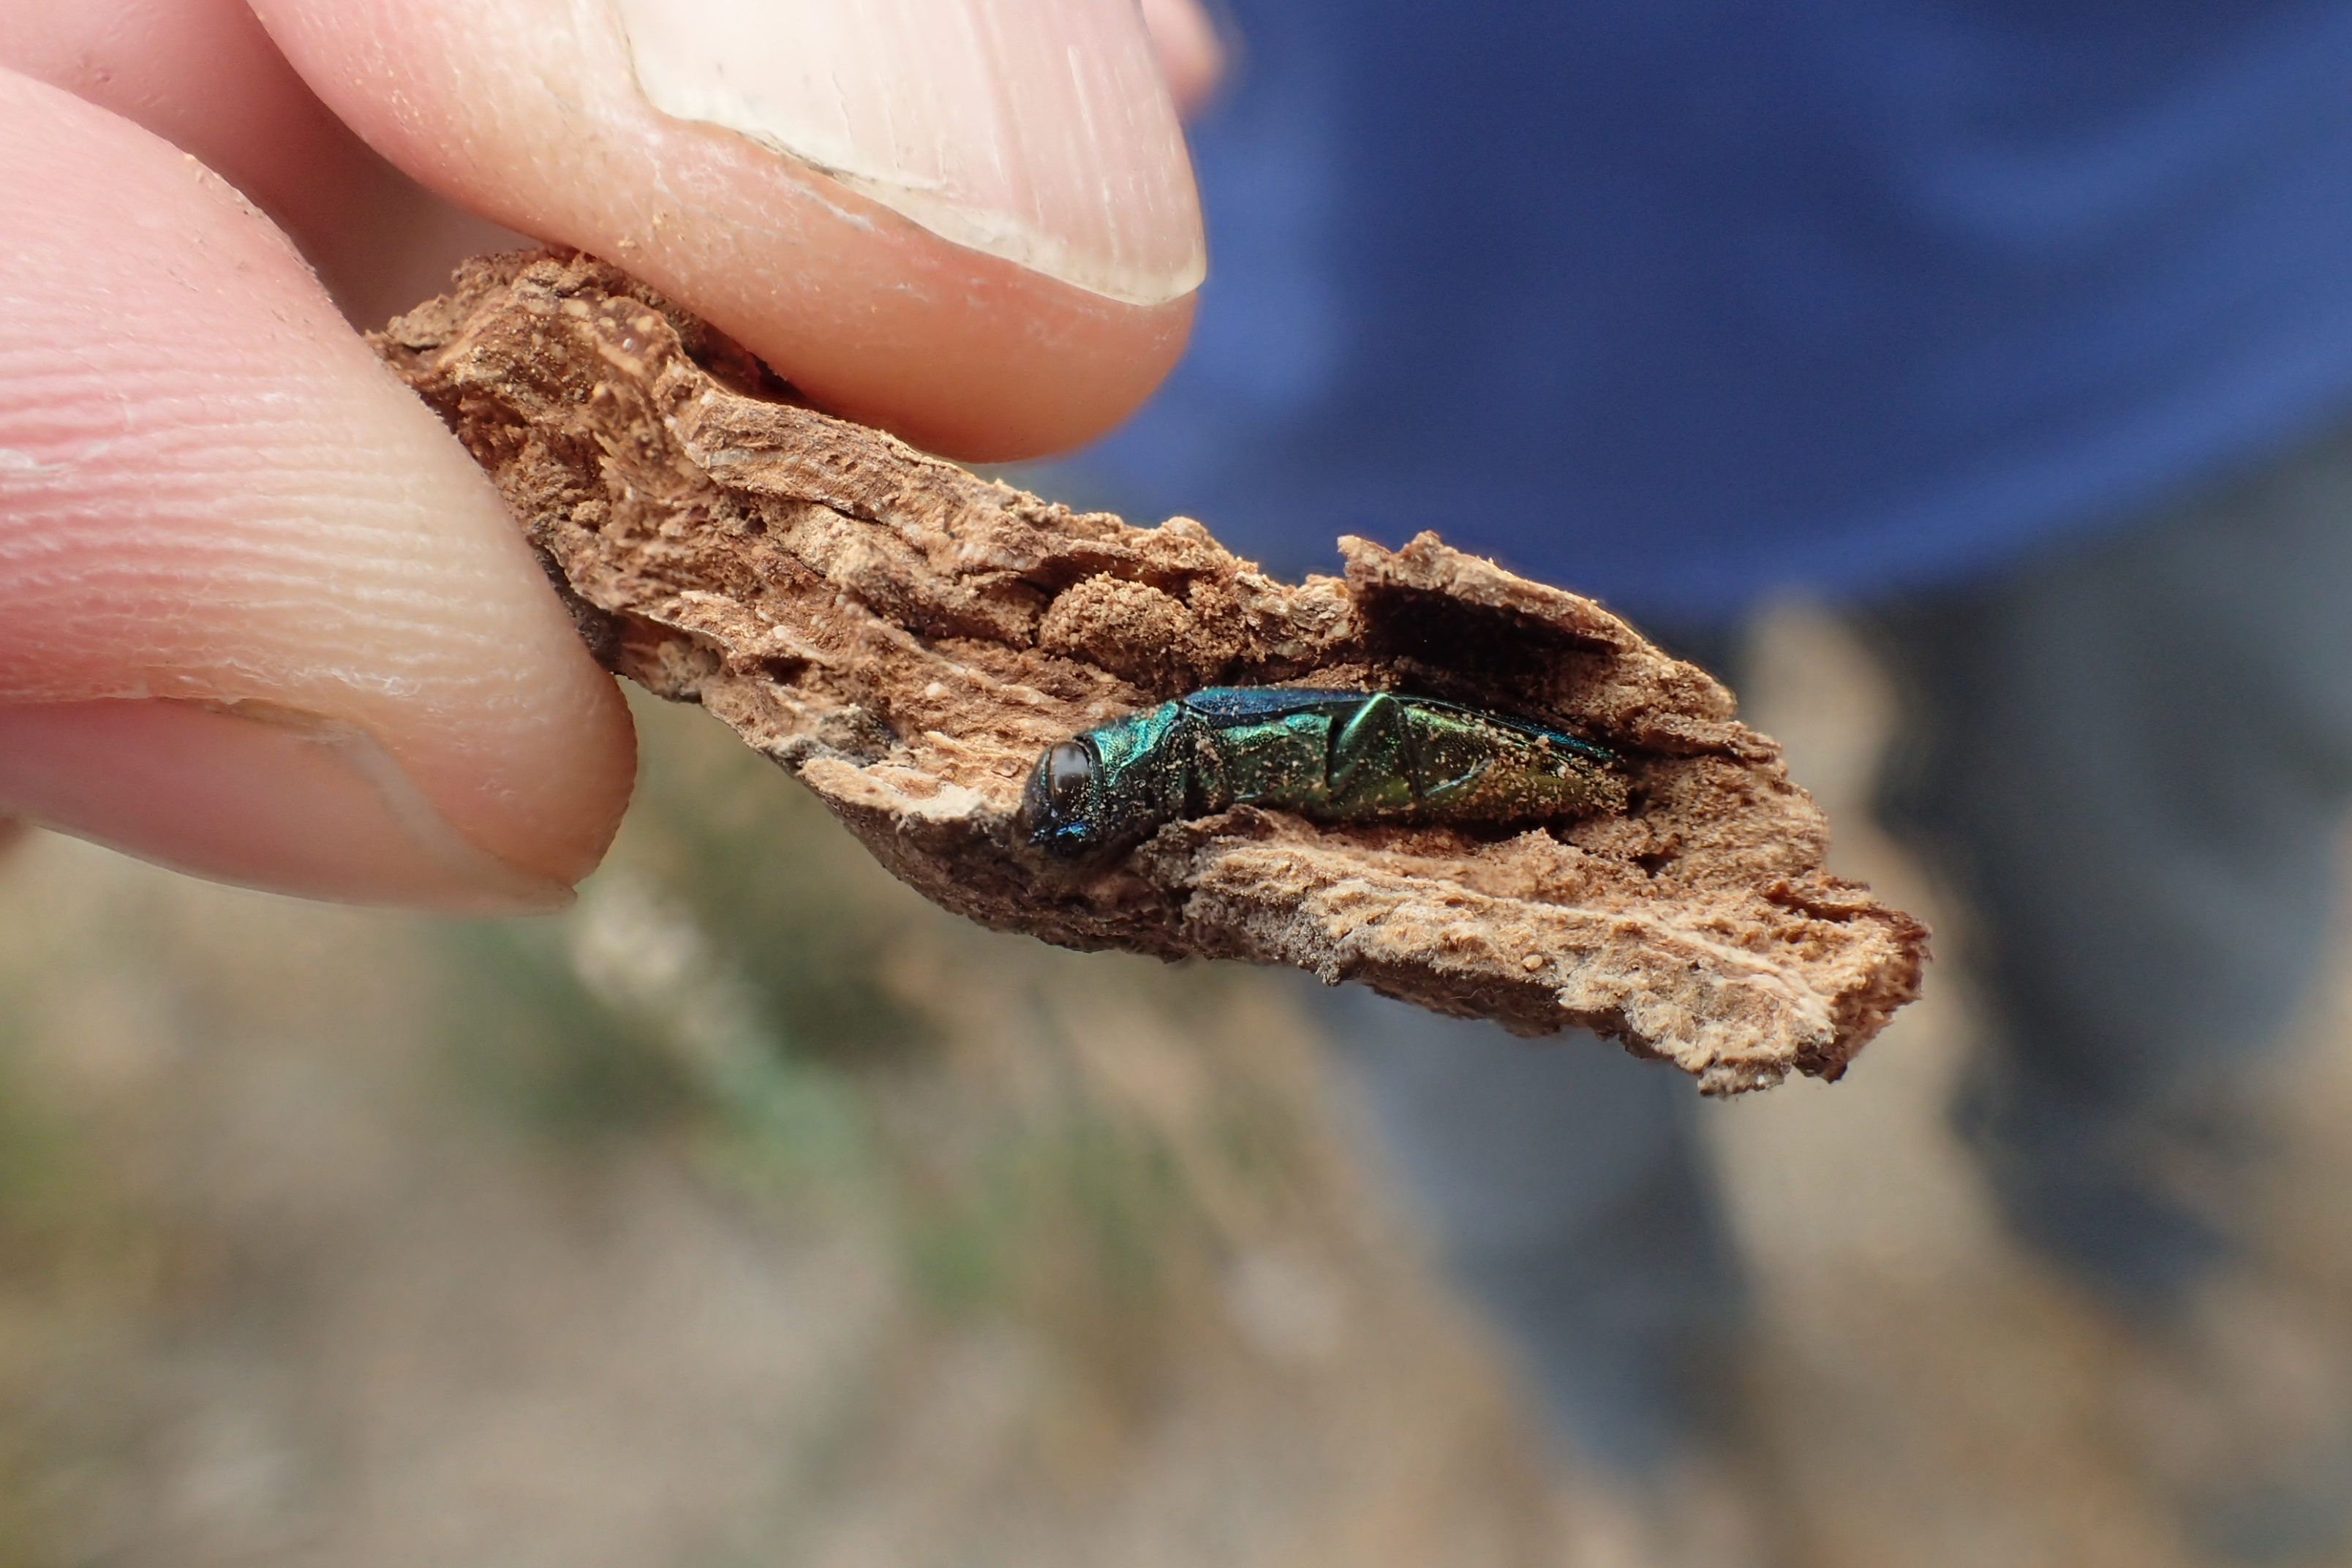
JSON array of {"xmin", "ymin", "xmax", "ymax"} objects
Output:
[
  {"xmin": 610, "ymin": 0, "xmax": 1207, "ymax": 305},
  {"xmin": 0, "ymin": 700, "xmax": 573, "ymax": 913}
]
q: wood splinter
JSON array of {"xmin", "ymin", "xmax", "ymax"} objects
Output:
[{"xmin": 372, "ymin": 249, "xmax": 1929, "ymax": 1096}]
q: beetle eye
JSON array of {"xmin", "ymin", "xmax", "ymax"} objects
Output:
[{"xmin": 1046, "ymin": 742, "xmax": 1094, "ymax": 815}]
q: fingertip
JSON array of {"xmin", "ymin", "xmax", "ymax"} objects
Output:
[{"xmin": 1, "ymin": 70, "xmax": 641, "ymax": 905}]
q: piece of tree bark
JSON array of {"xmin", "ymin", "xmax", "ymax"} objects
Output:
[{"xmin": 372, "ymin": 249, "xmax": 1927, "ymax": 1094}]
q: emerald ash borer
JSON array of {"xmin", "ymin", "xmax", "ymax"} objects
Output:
[{"xmin": 1017, "ymin": 687, "xmax": 1627, "ymax": 859}]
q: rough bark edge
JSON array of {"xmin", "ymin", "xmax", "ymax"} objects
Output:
[{"xmin": 372, "ymin": 249, "xmax": 1929, "ymax": 1094}]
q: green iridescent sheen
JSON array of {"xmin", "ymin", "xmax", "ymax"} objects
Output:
[{"xmin": 1018, "ymin": 687, "xmax": 1627, "ymax": 859}]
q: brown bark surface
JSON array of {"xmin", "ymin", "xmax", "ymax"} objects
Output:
[{"xmin": 372, "ymin": 249, "xmax": 1927, "ymax": 1093}]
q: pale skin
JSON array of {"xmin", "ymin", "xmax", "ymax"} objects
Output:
[{"xmin": 0, "ymin": 0, "xmax": 1221, "ymax": 910}]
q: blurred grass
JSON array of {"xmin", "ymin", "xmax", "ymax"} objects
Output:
[
  {"xmin": 436, "ymin": 687, "xmax": 932, "ymax": 1147},
  {"xmin": 435, "ymin": 917, "xmax": 698, "ymax": 1144},
  {"xmin": 0, "ymin": 973, "xmax": 160, "ymax": 1568},
  {"xmin": 0, "ymin": 687, "xmax": 1535, "ymax": 1568},
  {"xmin": 0, "ymin": 1019, "xmax": 72, "ymax": 1568},
  {"xmin": 7, "ymin": 614, "xmax": 2352, "ymax": 1567},
  {"xmin": 435, "ymin": 690, "xmax": 1296, "ymax": 1346},
  {"xmin": 0, "ymin": 1017, "xmax": 80, "ymax": 1273}
]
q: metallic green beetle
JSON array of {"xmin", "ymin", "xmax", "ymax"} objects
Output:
[{"xmin": 1017, "ymin": 687, "xmax": 1627, "ymax": 859}]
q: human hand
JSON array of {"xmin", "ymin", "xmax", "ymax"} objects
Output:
[{"xmin": 0, "ymin": 0, "xmax": 1207, "ymax": 910}]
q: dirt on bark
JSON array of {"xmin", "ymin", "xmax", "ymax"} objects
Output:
[{"xmin": 371, "ymin": 249, "xmax": 1927, "ymax": 1094}]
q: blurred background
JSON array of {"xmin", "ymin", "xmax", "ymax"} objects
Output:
[{"xmin": 5, "ymin": 607, "xmax": 2351, "ymax": 1568}]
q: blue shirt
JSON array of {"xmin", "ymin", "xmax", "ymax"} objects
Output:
[{"xmin": 1066, "ymin": 1, "xmax": 2352, "ymax": 617}]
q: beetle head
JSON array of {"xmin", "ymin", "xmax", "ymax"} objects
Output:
[{"xmin": 1017, "ymin": 739, "xmax": 1108, "ymax": 857}]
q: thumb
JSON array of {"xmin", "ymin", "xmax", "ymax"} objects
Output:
[{"xmin": 252, "ymin": 0, "xmax": 1207, "ymax": 461}]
